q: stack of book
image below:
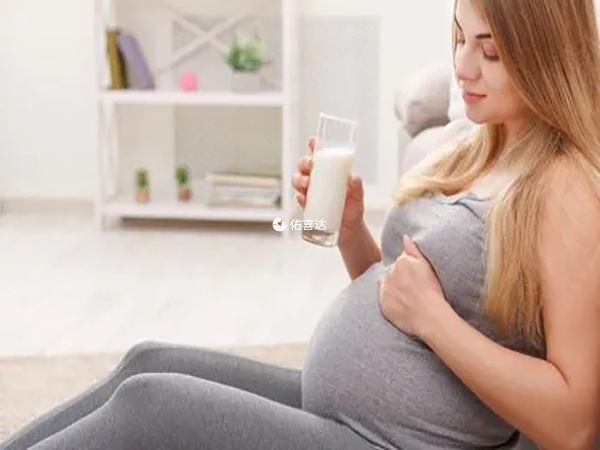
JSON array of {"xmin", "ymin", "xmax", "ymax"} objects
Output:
[{"xmin": 205, "ymin": 172, "xmax": 281, "ymax": 208}]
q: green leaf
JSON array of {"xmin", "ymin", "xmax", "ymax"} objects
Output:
[
  {"xmin": 175, "ymin": 165, "xmax": 189, "ymax": 185},
  {"xmin": 224, "ymin": 33, "xmax": 270, "ymax": 72},
  {"xmin": 136, "ymin": 168, "xmax": 149, "ymax": 188}
]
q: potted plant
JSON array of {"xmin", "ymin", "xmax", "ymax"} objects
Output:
[
  {"xmin": 175, "ymin": 165, "xmax": 192, "ymax": 201},
  {"xmin": 223, "ymin": 33, "xmax": 270, "ymax": 92},
  {"xmin": 135, "ymin": 167, "xmax": 150, "ymax": 203}
]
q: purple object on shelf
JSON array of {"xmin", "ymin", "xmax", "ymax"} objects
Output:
[{"xmin": 117, "ymin": 33, "xmax": 155, "ymax": 90}]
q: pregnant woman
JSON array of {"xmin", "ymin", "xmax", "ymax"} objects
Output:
[{"xmin": 3, "ymin": 0, "xmax": 600, "ymax": 449}]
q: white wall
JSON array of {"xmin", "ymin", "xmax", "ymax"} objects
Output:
[
  {"xmin": 0, "ymin": 0, "xmax": 97, "ymax": 200},
  {"xmin": 0, "ymin": 0, "xmax": 453, "ymax": 205}
]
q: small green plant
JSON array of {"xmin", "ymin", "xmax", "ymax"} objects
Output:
[
  {"xmin": 136, "ymin": 167, "xmax": 149, "ymax": 189},
  {"xmin": 175, "ymin": 165, "xmax": 189, "ymax": 186},
  {"xmin": 224, "ymin": 33, "xmax": 270, "ymax": 72}
]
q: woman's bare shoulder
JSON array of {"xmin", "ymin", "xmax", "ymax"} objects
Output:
[
  {"xmin": 540, "ymin": 157, "xmax": 600, "ymax": 254},
  {"xmin": 544, "ymin": 157, "xmax": 599, "ymax": 208}
]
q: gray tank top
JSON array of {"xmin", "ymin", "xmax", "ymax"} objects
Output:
[{"xmin": 302, "ymin": 190, "xmax": 543, "ymax": 450}]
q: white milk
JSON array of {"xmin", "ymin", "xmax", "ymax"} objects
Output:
[{"xmin": 303, "ymin": 147, "xmax": 354, "ymax": 233}]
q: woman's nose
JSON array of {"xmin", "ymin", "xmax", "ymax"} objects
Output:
[{"xmin": 454, "ymin": 48, "xmax": 481, "ymax": 82}]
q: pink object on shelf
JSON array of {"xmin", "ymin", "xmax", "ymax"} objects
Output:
[{"xmin": 179, "ymin": 71, "xmax": 198, "ymax": 91}]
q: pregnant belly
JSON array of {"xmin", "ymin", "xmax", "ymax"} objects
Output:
[{"xmin": 301, "ymin": 262, "xmax": 516, "ymax": 450}]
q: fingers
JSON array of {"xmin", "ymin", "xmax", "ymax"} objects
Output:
[
  {"xmin": 308, "ymin": 137, "xmax": 316, "ymax": 154},
  {"xmin": 295, "ymin": 138, "xmax": 315, "ymax": 175},
  {"xmin": 348, "ymin": 173, "xmax": 362, "ymax": 187},
  {"xmin": 292, "ymin": 138, "xmax": 316, "ymax": 208},
  {"xmin": 297, "ymin": 155, "xmax": 313, "ymax": 175},
  {"xmin": 296, "ymin": 192, "xmax": 307, "ymax": 208},
  {"xmin": 292, "ymin": 172, "xmax": 310, "ymax": 192},
  {"xmin": 347, "ymin": 173, "xmax": 364, "ymax": 201}
]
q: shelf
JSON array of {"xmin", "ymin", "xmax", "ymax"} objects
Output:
[
  {"xmin": 102, "ymin": 196, "xmax": 283, "ymax": 222},
  {"xmin": 95, "ymin": 0, "xmax": 299, "ymax": 230},
  {"xmin": 100, "ymin": 91, "xmax": 285, "ymax": 107}
]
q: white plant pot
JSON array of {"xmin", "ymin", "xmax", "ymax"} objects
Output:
[{"xmin": 231, "ymin": 71, "xmax": 261, "ymax": 93}]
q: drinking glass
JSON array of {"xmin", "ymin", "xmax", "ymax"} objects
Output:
[{"xmin": 301, "ymin": 113, "xmax": 358, "ymax": 247}]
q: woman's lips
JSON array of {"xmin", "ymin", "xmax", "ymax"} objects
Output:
[{"xmin": 462, "ymin": 92, "xmax": 486, "ymax": 104}]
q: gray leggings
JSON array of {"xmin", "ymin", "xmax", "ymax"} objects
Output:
[{"xmin": 2, "ymin": 341, "xmax": 381, "ymax": 450}]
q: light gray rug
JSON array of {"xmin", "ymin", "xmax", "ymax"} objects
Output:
[{"xmin": 0, "ymin": 343, "xmax": 307, "ymax": 441}]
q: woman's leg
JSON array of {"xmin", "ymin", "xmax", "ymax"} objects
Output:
[
  {"xmin": 29, "ymin": 373, "xmax": 381, "ymax": 450},
  {"xmin": 2, "ymin": 341, "xmax": 302, "ymax": 450}
]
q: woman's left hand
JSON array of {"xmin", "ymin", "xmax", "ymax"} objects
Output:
[{"xmin": 378, "ymin": 235, "xmax": 450, "ymax": 339}]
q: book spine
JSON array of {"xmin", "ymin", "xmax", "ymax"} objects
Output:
[
  {"xmin": 106, "ymin": 29, "xmax": 127, "ymax": 90},
  {"xmin": 206, "ymin": 174, "xmax": 281, "ymax": 190},
  {"xmin": 117, "ymin": 33, "xmax": 155, "ymax": 90},
  {"xmin": 209, "ymin": 193, "xmax": 280, "ymax": 202},
  {"xmin": 210, "ymin": 186, "xmax": 281, "ymax": 197},
  {"xmin": 207, "ymin": 197, "xmax": 279, "ymax": 208}
]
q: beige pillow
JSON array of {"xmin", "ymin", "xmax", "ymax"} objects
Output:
[{"xmin": 395, "ymin": 65, "xmax": 451, "ymax": 137}]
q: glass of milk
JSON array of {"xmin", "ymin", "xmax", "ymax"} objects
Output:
[{"xmin": 302, "ymin": 113, "xmax": 358, "ymax": 247}]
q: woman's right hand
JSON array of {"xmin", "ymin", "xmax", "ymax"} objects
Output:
[{"xmin": 291, "ymin": 138, "xmax": 365, "ymax": 239}]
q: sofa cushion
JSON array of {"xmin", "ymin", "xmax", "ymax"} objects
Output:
[
  {"xmin": 395, "ymin": 65, "xmax": 451, "ymax": 138},
  {"xmin": 400, "ymin": 126, "xmax": 446, "ymax": 176},
  {"xmin": 400, "ymin": 119, "xmax": 479, "ymax": 176}
]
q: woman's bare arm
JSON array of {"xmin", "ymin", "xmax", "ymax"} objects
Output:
[
  {"xmin": 422, "ymin": 164, "xmax": 600, "ymax": 449},
  {"xmin": 338, "ymin": 219, "xmax": 382, "ymax": 281}
]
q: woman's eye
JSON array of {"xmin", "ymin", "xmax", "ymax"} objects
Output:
[
  {"xmin": 483, "ymin": 46, "xmax": 499, "ymax": 61},
  {"xmin": 455, "ymin": 36, "xmax": 499, "ymax": 61}
]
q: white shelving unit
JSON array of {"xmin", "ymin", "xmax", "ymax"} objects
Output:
[
  {"xmin": 102, "ymin": 197, "xmax": 283, "ymax": 222},
  {"xmin": 93, "ymin": 0, "xmax": 300, "ymax": 234},
  {"xmin": 100, "ymin": 91, "xmax": 286, "ymax": 107}
]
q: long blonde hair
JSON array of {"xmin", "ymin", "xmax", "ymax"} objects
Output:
[{"xmin": 393, "ymin": 0, "xmax": 600, "ymax": 353}]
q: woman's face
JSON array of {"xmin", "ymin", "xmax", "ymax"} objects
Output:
[{"xmin": 454, "ymin": 0, "xmax": 528, "ymax": 127}]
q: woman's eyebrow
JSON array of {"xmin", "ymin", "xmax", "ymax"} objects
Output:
[{"xmin": 454, "ymin": 17, "xmax": 493, "ymax": 40}]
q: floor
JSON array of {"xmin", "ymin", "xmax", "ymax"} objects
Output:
[{"xmin": 0, "ymin": 211, "xmax": 385, "ymax": 357}]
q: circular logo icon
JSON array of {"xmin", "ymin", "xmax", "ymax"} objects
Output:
[{"xmin": 273, "ymin": 218, "xmax": 287, "ymax": 232}]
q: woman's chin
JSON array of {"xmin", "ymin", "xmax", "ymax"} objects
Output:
[{"xmin": 464, "ymin": 108, "xmax": 487, "ymax": 124}]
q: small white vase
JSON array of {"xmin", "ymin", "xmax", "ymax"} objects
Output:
[{"xmin": 231, "ymin": 71, "xmax": 261, "ymax": 93}]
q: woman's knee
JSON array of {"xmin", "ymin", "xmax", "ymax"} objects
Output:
[
  {"xmin": 104, "ymin": 374, "xmax": 169, "ymax": 446},
  {"xmin": 110, "ymin": 374, "xmax": 199, "ymax": 420},
  {"xmin": 111, "ymin": 373, "xmax": 161, "ymax": 405},
  {"xmin": 118, "ymin": 340, "xmax": 168, "ymax": 374}
]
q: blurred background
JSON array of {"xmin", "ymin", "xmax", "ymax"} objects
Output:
[{"xmin": 0, "ymin": 0, "xmax": 457, "ymax": 360}]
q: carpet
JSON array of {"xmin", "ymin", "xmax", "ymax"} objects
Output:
[{"xmin": 0, "ymin": 343, "xmax": 307, "ymax": 442}]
